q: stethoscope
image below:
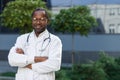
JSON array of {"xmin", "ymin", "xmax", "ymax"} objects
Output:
[{"xmin": 26, "ymin": 32, "xmax": 51, "ymax": 52}]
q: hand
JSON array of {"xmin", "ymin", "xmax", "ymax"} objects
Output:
[
  {"xmin": 34, "ymin": 56, "xmax": 48, "ymax": 63},
  {"xmin": 25, "ymin": 57, "xmax": 48, "ymax": 69},
  {"xmin": 16, "ymin": 48, "xmax": 24, "ymax": 54},
  {"xmin": 25, "ymin": 64, "xmax": 32, "ymax": 69}
]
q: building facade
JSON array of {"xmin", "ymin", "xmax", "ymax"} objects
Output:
[
  {"xmin": 51, "ymin": 4, "xmax": 120, "ymax": 34},
  {"xmin": 89, "ymin": 4, "xmax": 120, "ymax": 34},
  {"xmin": 1, "ymin": 0, "xmax": 120, "ymax": 34}
]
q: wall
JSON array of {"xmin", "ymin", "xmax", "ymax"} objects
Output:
[
  {"xmin": 1, "ymin": 34, "xmax": 120, "ymax": 52},
  {"xmin": 1, "ymin": 34, "xmax": 120, "ymax": 63}
]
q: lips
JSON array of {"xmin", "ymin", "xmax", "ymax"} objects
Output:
[
  {"xmin": 35, "ymin": 25, "xmax": 43, "ymax": 29},
  {"xmin": 36, "ymin": 26, "xmax": 41, "ymax": 28}
]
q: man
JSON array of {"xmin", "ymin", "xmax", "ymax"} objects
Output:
[{"xmin": 8, "ymin": 8, "xmax": 62, "ymax": 80}]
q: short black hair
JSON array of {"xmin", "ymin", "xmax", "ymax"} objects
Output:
[{"xmin": 31, "ymin": 8, "xmax": 49, "ymax": 19}]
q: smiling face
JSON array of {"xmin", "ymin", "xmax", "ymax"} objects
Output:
[{"xmin": 32, "ymin": 10, "xmax": 48, "ymax": 36}]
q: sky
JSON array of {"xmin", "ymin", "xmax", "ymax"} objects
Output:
[{"xmin": 51, "ymin": 0, "xmax": 120, "ymax": 6}]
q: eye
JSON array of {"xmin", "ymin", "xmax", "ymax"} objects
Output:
[
  {"xmin": 40, "ymin": 18, "xmax": 46, "ymax": 21},
  {"xmin": 33, "ymin": 18, "xmax": 37, "ymax": 21},
  {"xmin": 32, "ymin": 18, "xmax": 39, "ymax": 22},
  {"xmin": 32, "ymin": 17, "xmax": 47, "ymax": 22}
]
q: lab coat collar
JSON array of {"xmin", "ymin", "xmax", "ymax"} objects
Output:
[
  {"xmin": 37, "ymin": 29, "xmax": 49, "ymax": 38},
  {"xmin": 30, "ymin": 29, "xmax": 49, "ymax": 41}
]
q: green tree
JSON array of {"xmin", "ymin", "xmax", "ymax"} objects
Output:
[
  {"xmin": 51, "ymin": 6, "xmax": 98, "ymax": 66},
  {"xmin": 0, "ymin": 0, "xmax": 48, "ymax": 33}
]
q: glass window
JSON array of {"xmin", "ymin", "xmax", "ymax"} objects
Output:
[
  {"xmin": 117, "ymin": 24, "xmax": 120, "ymax": 33},
  {"xmin": 109, "ymin": 24, "xmax": 115, "ymax": 34},
  {"xmin": 118, "ymin": 8, "xmax": 120, "ymax": 15},
  {"xmin": 109, "ymin": 8, "xmax": 115, "ymax": 16}
]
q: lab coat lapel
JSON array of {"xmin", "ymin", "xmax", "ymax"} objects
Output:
[
  {"xmin": 28, "ymin": 31, "xmax": 36, "ymax": 44},
  {"xmin": 37, "ymin": 29, "xmax": 49, "ymax": 42}
]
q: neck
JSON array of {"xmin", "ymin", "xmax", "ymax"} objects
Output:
[
  {"xmin": 35, "ymin": 32, "xmax": 40, "ymax": 37},
  {"xmin": 34, "ymin": 29, "xmax": 46, "ymax": 37}
]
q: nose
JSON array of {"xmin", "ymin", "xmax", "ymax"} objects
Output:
[{"xmin": 36, "ymin": 20, "xmax": 41, "ymax": 24}]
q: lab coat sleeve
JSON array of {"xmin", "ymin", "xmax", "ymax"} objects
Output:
[
  {"xmin": 8, "ymin": 35, "xmax": 34, "ymax": 67},
  {"xmin": 32, "ymin": 37, "xmax": 62, "ymax": 74}
]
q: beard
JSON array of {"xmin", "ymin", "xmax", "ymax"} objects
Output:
[{"xmin": 33, "ymin": 25, "xmax": 46, "ymax": 35}]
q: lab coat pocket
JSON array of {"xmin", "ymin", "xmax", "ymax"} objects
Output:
[{"xmin": 15, "ymin": 73, "xmax": 25, "ymax": 80}]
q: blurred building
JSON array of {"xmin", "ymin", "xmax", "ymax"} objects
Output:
[
  {"xmin": 89, "ymin": 4, "xmax": 120, "ymax": 34},
  {"xmin": 50, "ymin": 0, "xmax": 120, "ymax": 34},
  {"xmin": 1, "ymin": 0, "xmax": 120, "ymax": 34}
]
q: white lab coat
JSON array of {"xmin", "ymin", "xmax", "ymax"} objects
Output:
[{"xmin": 8, "ymin": 29, "xmax": 62, "ymax": 80}]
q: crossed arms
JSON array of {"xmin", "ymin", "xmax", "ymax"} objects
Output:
[{"xmin": 16, "ymin": 48, "xmax": 48, "ymax": 69}]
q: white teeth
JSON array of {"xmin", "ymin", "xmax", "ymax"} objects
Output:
[{"xmin": 36, "ymin": 26, "xmax": 40, "ymax": 28}]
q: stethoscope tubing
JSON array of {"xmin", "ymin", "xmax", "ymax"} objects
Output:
[{"xmin": 26, "ymin": 32, "xmax": 51, "ymax": 52}]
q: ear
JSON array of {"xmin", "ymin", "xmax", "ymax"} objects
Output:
[{"xmin": 46, "ymin": 19, "xmax": 49, "ymax": 24}]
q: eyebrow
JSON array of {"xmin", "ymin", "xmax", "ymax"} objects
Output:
[{"xmin": 33, "ymin": 17, "xmax": 46, "ymax": 19}]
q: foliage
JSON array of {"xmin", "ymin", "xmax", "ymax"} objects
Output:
[
  {"xmin": 56, "ymin": 52, "xmax": 120, "ymax": 80},
  {"xmin": 51, "ymin": 6, "xmax": 98, "ymax": 36},
  {"xmin": 1, "ymin": 52, "xmax": 120, "ymax": 80},
  {"xmin": 0, "ymin": 0, "xmax": 49, "ymax": 33},
  {"xmin": 70, "ymin": 63, "xmax": 107, "ymax": 80},
  {"xmin": 97, "ymin": 52, "xmax": 120, "ymax": 80},
  {"xmin": 51, "ymin": 6, "xmax": 98, "ymax": 66},
  {"xmin": 0, "ymin": 72, "xmax": 15, "ymax": 77},
  {"xmin": 56, "ymin": 69, "xmax": 70, "ymax": 80}
]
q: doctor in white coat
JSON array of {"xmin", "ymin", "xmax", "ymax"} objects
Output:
[{"xmin": 8, "ymin": 8, "xmax": 62, "ymax": 80}]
